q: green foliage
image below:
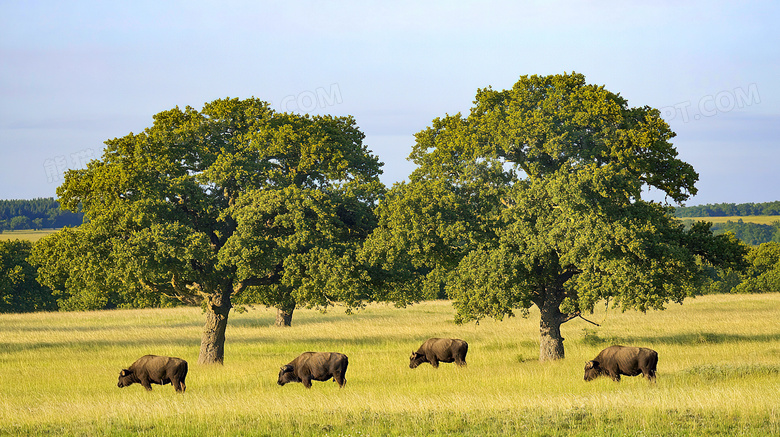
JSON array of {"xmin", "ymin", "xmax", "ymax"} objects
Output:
[
  {"xmin": 0, "ymin": 239, "xmax": 56, "ymax": 312},
  {"xmin": 0, "ymin": 198, "xmax": 83, "ymax": 231},
  {"xmin": 676, "ymin": 201, "xmax": 780, "ymax": 217},
  {"xmin": 33, "ymin": 98, "xmax": 383, "ymax": 311},
  {"xmin": 735, "ymin": 242, "xmax": 780, "ymax": 293},
  {"xmin": 29, "ymin": 97, "xmax": 385, "ymax": 362},
  {"xmin": 698, "ymin": 266, "xmax": 744, "ymax": 295},
  {"xmin": 29, "ymin": 227, "xmax": 177, "ymax": 310},
  {"xmin": 365, "ymin": 73, "xmax": 745, "ymax": 360},
  {"xmin": 710, "ymin": 219, "xmax": 780, "ymax": 246}
]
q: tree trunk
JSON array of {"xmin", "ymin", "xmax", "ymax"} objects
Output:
[
  {"xmin": 198, "ymin": 288, "xmax": 232, "ymax": 365},
  {"xmin": 537, "ymin": 288, "xmax": 566, "ymax": 362},
  {"xmin": 275, "ymin": 302, "xmax": 295, "ymax": 327}
]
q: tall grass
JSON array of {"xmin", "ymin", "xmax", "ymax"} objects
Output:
[{"xmin": 1, "ymin": 294, "xmax": 779, "ymax": 436}]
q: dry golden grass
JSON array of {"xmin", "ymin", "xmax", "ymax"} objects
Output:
[
  {"xmin": 681, "ymin": 216, "xmax": 780, "ymax": 225},
  {"xmin": 0, "ymin": 229, "xmax": 58, "ymax": 242},
  {"xmin": 1, "ymin": 294, "xmax": 779, "ymax": 436}
]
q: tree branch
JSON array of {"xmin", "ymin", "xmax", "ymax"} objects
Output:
[
  {"xmin": 232, "ymin": 263, "xmax": 284, "ymax": 295},
  {"xmin": 555, "ymin": 266, "xmax": 582, "ymax": 288},
  {"xmin": 562, "ymin": 311, "xmax": 601, "ymax": 326}
]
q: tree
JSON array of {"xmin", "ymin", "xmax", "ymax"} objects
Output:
[
  {"xmin": 0, "ymin": 239, "xmax": 57, "ymax": 313},
  {"xmin": 8, "ymin": 216, "xmax": 30, "ymax": 230},
  {"xmin": 31, "ymin": 97, "xmax": 384, "ymax": 364},
  {"xmin": 735, "ymin": 242, "xmax": 780, "ymax": 293},
  {"xmin": 366, "ymin": 73, "xmax": 746, "ymax": 361}
]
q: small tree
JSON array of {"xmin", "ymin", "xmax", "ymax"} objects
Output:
[
  {"xmin": 0, "ymin": 240, "xmax": 56, "ymax": 313},
  {"xmin": 32, "ymin": 98, "xmax": 384, "ymax": 364},
  {"xmin": 735, "ymin": 242, "xmax": 780, "ymax": 293},
  {"xmin": 366, "ymin": 73, "xmax": 746, "ymax": 361}
]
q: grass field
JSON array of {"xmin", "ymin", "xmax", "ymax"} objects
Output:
[
  {"xmin": 680, "ymin": 216, "xmax": 780, "ymax": 225},
  {"xmin": 1, "ymin": 294, "xmax": 779, "ymax": 436},
  {"xmin": 0, "ymin": 229, "xmax": 58, "ymax": 242}
]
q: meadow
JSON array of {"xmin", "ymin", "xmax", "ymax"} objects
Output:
[
  {"xmin": 681, "ymin": 216, "xmax": 780, "ymax": 225},
  {"xmin": 0, "ymin": 229, "xmax": 57, "ymax": 242},
  {"xmin": 1, "ymin": 294, "xmax": 779, "ymax": 436}
]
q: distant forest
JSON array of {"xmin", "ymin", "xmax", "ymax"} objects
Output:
[
  {"xmin": 2, "ymin": 198, "xmax": 778, "ymax": 245},
  {"xmin": 0, "ymin": 198, "xmax": 83, "ymax": 231},
  {"xmin": 675, "ymin": 201, "xmax": 780, "ymax": 246},
  {"xmin": 706, "ymin": 220, "xmax": 780, "ymax": 246},
  {"xmin": 675, "ymin": 201, "xmax": 780, "ymax": 217}
]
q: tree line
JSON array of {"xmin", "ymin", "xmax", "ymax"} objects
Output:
[
  {"xmin": 0, "ymin": 198, "xmax": 83, "ymax": 231},
  {"xmin": 675, "ymin": 201, "xmax": 780, "ymax": 217},
  {"xmin": 710, "ymin": 220, "xmax": 780, "ymax": 246},
  {"xmin": 1, "ymin": 73, "xmax": 777, "ymax": 365}
]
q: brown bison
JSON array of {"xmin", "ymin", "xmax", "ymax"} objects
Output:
[
  {"xmin": 409, "ymin": 338, "xmax": 468, "ymax": 369},
  {"xmin": 117, "ymin": 355, "xmax": 188, "ymax": 392},
  {"xmin": 278, "ymin": 352, "xmax": 349, "ymax": 388},
  {"xmin": 584, "ymin": 345, "xmax": 658, "ymax": 382}
]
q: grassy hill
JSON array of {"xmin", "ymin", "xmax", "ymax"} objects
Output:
[{"xmin": 1, "ymin": 294, "xmax": 778, "ymax": 436}]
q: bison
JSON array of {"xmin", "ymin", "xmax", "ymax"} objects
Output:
[
  {"xmin": 584, "ymin": 345, "xmax": 658, "ymax": 382},
  {"xmin": 278, "ymin": 352, "xmax": 349, "ymax": 389},
  {"xmin": 409, "ymin": 338, "xmax": 468, "ymax": 369},
  {"xmin": 117, "ymin": 355, "xmax": 188, "ymax": 393}
]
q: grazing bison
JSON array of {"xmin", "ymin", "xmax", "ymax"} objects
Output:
[
  {"xmin": 278, "ymin": 352, "xmax": 349, "ymax": 389},
  {"xmin": 409, "ymin": 338, "xmax": 468, "ymax": 369},
  {"xmin": 117, "ymin": 355, "xmax": 188, "ymax": 393},
  {"xmin": 584, "ymin": 345, "xmax": 658, "ymax": 382}
]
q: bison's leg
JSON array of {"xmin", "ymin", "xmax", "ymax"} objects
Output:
[
  {"xmin": 428, "ymin": 355, "xmax": 439, "ymax": 368},
  {"xmin": 302, "ymin": 376, "xmax": 312, "ymax": 388},
  {"xmin": 172, "ymin": 376, "xmax": 185, "ymax": 393}
]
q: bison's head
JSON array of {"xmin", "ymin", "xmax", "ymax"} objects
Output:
[
  {"xmin": 117, "ymin": 369, "xmax": 134, "ymax": 388},
  {"xmin": 583, "ymin": 360, "xmax": 602, "ymax": 381},
  {"xmin": 277, "ymin": 364, "xmax": 298, "ymax": 386},
  {"xmin": 409, "ymin": 352, "xmax": 426, "ymax": 369}
]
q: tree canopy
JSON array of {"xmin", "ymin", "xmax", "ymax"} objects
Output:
[
  {"xmin": 365, "ymin": 73, "xmax": 746, "ymax": 361},
  {"xmin": 1, "ymin": 239, "xmax": 57, "ymax": 313},
  {"xmin": 31, "ymin": 97, "xmax": 385, "ymax": 364},
  {"xmin": 735, "ymin": 242, "xmax": 780, "ymax": 293}
]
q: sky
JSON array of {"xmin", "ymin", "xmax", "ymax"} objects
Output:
[{"xmin": 1, "ymin": 0, "xmax": 778, "ymax": 206}]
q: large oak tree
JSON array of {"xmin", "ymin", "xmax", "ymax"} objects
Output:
[
  {"xmin": 32, "ymin": 98, "xmax": 384, "ymax": 364},
  {"xmin": 365, "ymin": 73, "xmax": 746, "ymax": 361}
]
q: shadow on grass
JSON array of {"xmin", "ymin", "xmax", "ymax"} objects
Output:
[
  {"xmin": 579, "ymin": 328, "xmax": 780, "ymax": 347},
  {"xmin": 0, "ymin": 333, "xmax": 414, "ymax": 356}
]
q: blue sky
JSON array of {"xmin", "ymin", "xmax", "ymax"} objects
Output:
[{"xmin": 1, "ymin": 1, "xmax": 778, "ymax": 205}]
